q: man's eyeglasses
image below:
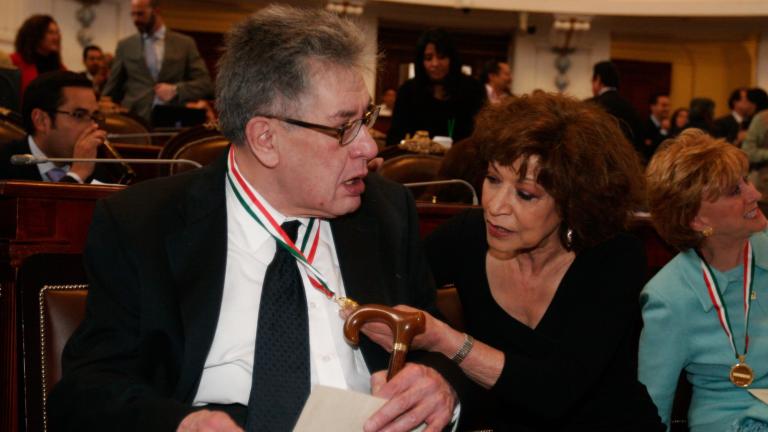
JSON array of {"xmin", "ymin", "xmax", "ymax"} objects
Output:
[
  {"xmin": 265, "ymin": 104, "xmax": 381, "ymax": 146},
  {"xmin": 55, "ymin": 109, "xmax": 106, "ymax": 124}
]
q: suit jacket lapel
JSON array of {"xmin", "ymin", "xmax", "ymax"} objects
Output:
[
  {"xmin": 165, "ymin": 152, "xmax": 229, "ymax": 401},
  {"xmin": 331, "ymin": 203, "xmax": 390, "ymax": 306}
]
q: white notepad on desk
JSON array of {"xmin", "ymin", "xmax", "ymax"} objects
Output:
[{"xmin": 294, "ymin": 385, "xmax": 425, "ymax": 432}]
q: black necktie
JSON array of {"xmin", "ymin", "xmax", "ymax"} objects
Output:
[{"xmin": 246, "ymin": 220, "xmax": 310, "ymax": 431}]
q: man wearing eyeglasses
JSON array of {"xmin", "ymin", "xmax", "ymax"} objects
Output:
[
  {"xmin": 51, "ymin": 5, "xmax": 463, "ymax": 432},
  {"xmin": 0, "ymin": 71, "xmax": 109, "ymax": 183}
]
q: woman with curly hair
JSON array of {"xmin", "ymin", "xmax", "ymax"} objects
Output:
[
  {"xmin": 640, "ymin": 129, "xmax": 768, "ymax": 431},
  {"xmin": 361, "ymin": 92, "xmax": 663, "ymax": 430},
  {"xmin": 11, "ymin": 14, "xmax": 65, "ymax": 95}
]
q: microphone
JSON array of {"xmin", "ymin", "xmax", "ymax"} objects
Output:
[
  {"xmin": 403, "ymin": 179, "xmax": 479, "ymax": 205},
  {"xmin": 106, "ymin": 132, "xmax": 179, "ymax": 140},
  {"xmin": 9, "ymin": 154, "xmax": 202, "ymax": 168},
  {"xmin": 102, "ymin": 138, "xmax": 137, "ymax": 184}
]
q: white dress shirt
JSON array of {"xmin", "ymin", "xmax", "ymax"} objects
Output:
[
  {"xmin": 193, "ymin": 178, "xmax": 371, "ymax": 406},
  {"xmin": 28, "ymin": 136, "xmax": 83, "ymax": 183}
]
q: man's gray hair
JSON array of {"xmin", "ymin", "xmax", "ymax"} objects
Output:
[{"xmin": 216, "ymin": 5, "xmax": 368, "ymax": 145}]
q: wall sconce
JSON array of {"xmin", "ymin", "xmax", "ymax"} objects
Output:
[
  {"xmin": 550, "ymin": 15, "xmax": 591, "ymax": 92},
  {"xmin": 326, "ymin": 1, "xmax": 365, "ymax": 16},
  {"xmin": 75, "ymin": 0, "xmax": 100, "ymax": 47}
]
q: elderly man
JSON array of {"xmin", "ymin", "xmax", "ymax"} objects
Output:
[
  {"xmin": 0, "ymin": 71, "xmax": 111, "ymax": 183},
  {"xmin": 102, "ymin": 0, "xmax": 212, "ymax": 124},
  {"xmin": 50, "ymin": 5, "xmax": 460, "ymax": 432}
]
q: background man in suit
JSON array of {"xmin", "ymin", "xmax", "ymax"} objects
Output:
[
  {"xmin": 589, "ymin": 61, "xmax": 647, "ymax": 162},
  {"xmin": 712, "ymin": 87, "xmax": 755, "ymax": 145},
  {"xmin": 81, "ymin": 45, "xmax": 107, "ymax": 95},
  {"xmin": 481, "ymin": 59, "xmax": 512, "ymax": 105},
  {"xmin": 643, "ymin": 92, "xmax": 670, "ymax": 159},
  {"xmin": 0, "ymin": 71, "xmax": 107, "ymax": 183},
  {"xmin": 50, "ymin": 5, "xmax": 460, "ymax": 432},
  {"xmin": 102, "ymin": 0, "xmax": 213, "ymax": 124}
]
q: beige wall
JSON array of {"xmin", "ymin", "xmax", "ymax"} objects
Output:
[{"xmin": 611, "ymin": 37, "xmax": 756, "ymax": 117}]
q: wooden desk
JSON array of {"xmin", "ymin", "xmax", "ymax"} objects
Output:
[{"xmin": 0, "ymin": 181, "xmax": 123, "ymax": 432}]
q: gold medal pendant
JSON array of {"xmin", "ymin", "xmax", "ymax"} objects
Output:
[
  {"xmin": 730, "ymin": 356, "xmax": 755, "ymax": 387},
  {"xmin": 336, "ymin": 296, "xmax": 359, "ymax": 311}
]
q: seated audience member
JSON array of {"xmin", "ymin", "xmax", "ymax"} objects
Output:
[
  {"xmin": 741, "ymin": 88, "xmax": 768, "ymax": 196},
  {"xmin": 669, "ymin": 107, "xmax": 689, "ymax": 138},
  {"xmin": 81, "ymin": 45, "xmax": 107, "ymax": 95},
  {"xmin": 641, "ymin": 129, "xmax": 768, "ymax": 431},
  {"xmin": 49, "ymin": 6, "xmax": 459, "ymax": 432},
  {"xmin": 0, "ymin": 71, "xmax": 111, "ymax": 183},
  {"xmin": 360, "ymin": 93, "xmax": 664, "ymax": 431},
  {"xmin": 379, "ymin": 88, "xmax": 396, "ymax": 117},
  {"xmin": 386, "ymin": 28, "xmax": 486, "ymax": 146},
  {"xmin": 11, "ymin": 15, "xmax": 64, "ymax": 95}
]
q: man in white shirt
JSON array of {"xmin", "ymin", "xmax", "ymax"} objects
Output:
[
  {"xmin": 481, "ymin": 60, "xmax": 512, "ymax": 105},
  {"xmin": 712, "ymin": 87, "xmax": 756, "ymax": 145},
  {"xmin": 0, "ymin": 71, "xmax": 108, "ymax": 183},
  {"xmin": 50, "ymin": 5, "xmax": 461, "ymax": 432}
]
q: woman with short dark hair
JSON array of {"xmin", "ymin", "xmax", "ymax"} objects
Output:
[{"xmin": 364, "ymin": 92, "xmax": 663, "ymax": 430}]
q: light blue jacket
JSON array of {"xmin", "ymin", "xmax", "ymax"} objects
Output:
[{"xmin": 639, "ymin": 231, "xmax": 768, "ymax": 432}]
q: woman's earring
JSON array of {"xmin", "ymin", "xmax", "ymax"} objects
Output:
[
  {"xmin": 566, "ymin": 228, "xmax": 573, "ymax": 248},
  {"xmin": 701, "ymin": 226, "xmax": 714, "ymax": 237}
]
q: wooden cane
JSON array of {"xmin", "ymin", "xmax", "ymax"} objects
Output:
[{"xmin": 343, "ymin": 305, "xmax": 425, "ymax": 381}]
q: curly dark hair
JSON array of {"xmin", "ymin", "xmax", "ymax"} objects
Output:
[
  {"xmin": 473, "ymin": 92, "xmax": 645, "ymax": 252},
  {"xmin": 14, "ymin": 15, "xmax": 60, "ymax": 65}
]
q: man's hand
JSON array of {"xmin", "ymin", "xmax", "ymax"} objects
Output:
[
  {"xmin": 69, "ymin": 124, "xmax": 107, "ymax": 181},
  {"xmin": 177, "ymin": 410, "xmax": 243, "ymax": 432},
  {"xmin": 365, "ymin": 363, "xmax": 457, "ymax": 432},
  {"xmin": 155, "ymin": 83, "xmax": 178, "ymax": 102}
]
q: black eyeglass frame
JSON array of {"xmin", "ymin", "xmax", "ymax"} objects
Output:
[
  {"xmin": 54, "ymin": 109, "xmax": 106, "ymax": 124},
  {"xmin": 261, "ymin": 104, "xmax": 381, "ymax": 147}
]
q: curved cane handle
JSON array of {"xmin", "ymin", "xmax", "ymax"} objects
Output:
[{"xmin": 343, "ymin": 304, "xmax": 425, "ymax": 381}]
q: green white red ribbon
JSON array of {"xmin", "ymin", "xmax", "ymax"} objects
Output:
[
  {"xmin": 226, "ymin": 147, "xmax": 335, "ymax": 299},
  {"xmin": 699, "ymin": 241, "xmax": 755, "ymax": 360}
]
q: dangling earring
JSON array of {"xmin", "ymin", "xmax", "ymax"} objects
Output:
[
  {"xmin": 566, "ymin": 228, "xmax": 574, "ymax": 248},
  {"xmin": 701, "ymin": 226, "xmax": 714, "ymax": 237}
]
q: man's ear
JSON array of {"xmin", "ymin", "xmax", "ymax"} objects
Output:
[
  {"xmin": 244, "ymin": 116, "xmax": 279, "ymax": 168},
  {"xmin": 31, "ymin": 108, "xmax": 52, "ymax": 134}
]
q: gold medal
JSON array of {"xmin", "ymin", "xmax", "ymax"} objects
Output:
[
  {"xmin": 336, "ymin": 296, "xmax": 359, "ymax": 310},
  {"xmin": 730, "ymin": 356, "xmax": 755, "ymax": 387}
]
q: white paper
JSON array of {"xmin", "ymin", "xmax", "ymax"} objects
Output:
[
  {"xmin": 294, "ymin": 385, "xmax": 425, "ymax": 432},
  {"xmin": 749, "ymin": 388, "xmax": 768, "ymax": 405}
]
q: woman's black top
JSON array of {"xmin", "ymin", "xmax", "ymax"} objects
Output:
[{"xmin": 425, "ymin": 209, "xmax": 664, "ymax": 431}]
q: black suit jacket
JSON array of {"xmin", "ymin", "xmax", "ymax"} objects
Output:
[
  {"xmin": 49, "ymin": 151, "xmax": 464, "ymax": 431},
  {"xmin": 712, "ymin": 113, "xmax": 742, "ymax": 144},
  {"xmin": 643, "ymin": 117, "xmax": 667, "ymax": 161},
  {"xmin": 589, "ymin": 90, "xmax": 646, "ymax": 159},
  {"xmin": 0, "ymin": 138, "xmax": 118, "ymax": 183}
]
